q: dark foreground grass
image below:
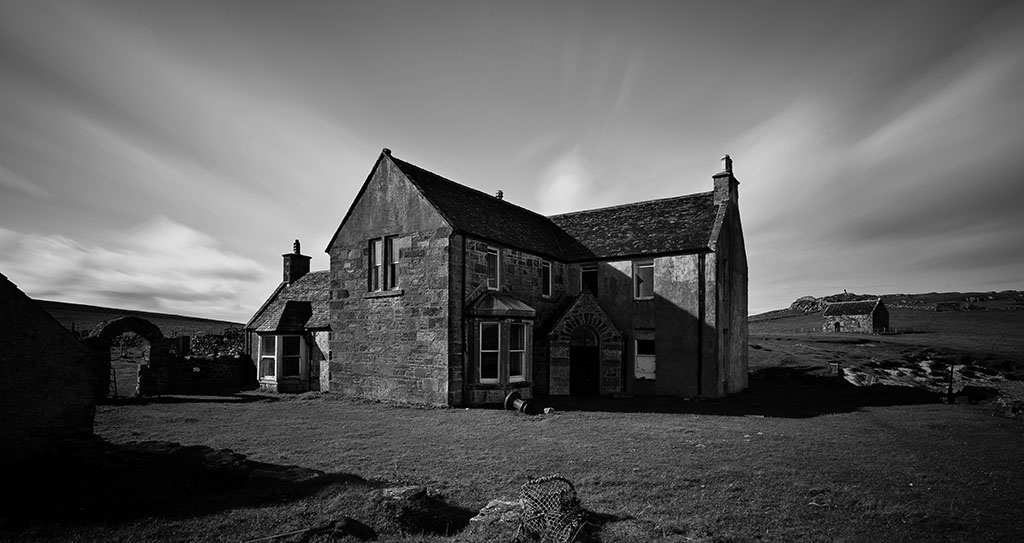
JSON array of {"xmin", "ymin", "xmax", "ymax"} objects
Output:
[{"xmin": 4, "ymin": 388, "xmax": 1024, "ymax": 543}]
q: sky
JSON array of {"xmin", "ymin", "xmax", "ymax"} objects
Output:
[{"xmin": 1, "ymin": 0, "xmax": 1022, "ymax": 323}]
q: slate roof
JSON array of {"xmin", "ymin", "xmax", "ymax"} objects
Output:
[
  {"xmin": 391, "ymin": 154, "xmax": 720, "ymax": 262},
  {"xmin": 246, "ymin": 270, "xmax": 330, "ymax": 332},
  {"xmin": 468, "ymin": 291, "xmax": 536, "ymax": 318},
  {"xmin": 548, "ymin": 193, "xmax": 719, "ymax": 260},
  {"xmin": 391, "ymin": 156, "xmax": 593, "ymax": 261},
  {"xmin": 823, "ymin": 299, "xmax": 882, "ymax": 317}
]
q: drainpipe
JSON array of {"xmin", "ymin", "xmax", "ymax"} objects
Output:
[
  {"xmin": 697, "ymin": 253, "xmax": 705, "ymax": 397},
  {"xmin": 460, "ymin": 233, "xmax": 468, "ymax": 405}
]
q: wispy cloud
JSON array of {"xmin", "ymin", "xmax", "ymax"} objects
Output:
[
  {"xmin": 534, "ymin": 147, "xmax": 604, "ymax": 215},
  {"xmin": 0, "ymin": 162, "xmax": 52, "ymax": 199},
  {"xmin": 0, "ymin": 217, "xmax": 264, "ymax": 322}
]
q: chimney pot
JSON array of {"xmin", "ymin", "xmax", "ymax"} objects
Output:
[
  {"xmin": 495, "ymin": 190, "xmax": 504, "ymax": 200},
  {"xmin": 721, "ymin": 154, "xmax": 733, "ymax": 173},
  {"xmin": 293, "ymin": 239, "xmax": 301, "ymax": 254}
]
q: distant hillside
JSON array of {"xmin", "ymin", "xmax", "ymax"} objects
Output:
[
  {"xmin": 35, "ymin": 299, "xmax": 244, "ymax": 338},
  {"xmin": 748, "ymin": 290, "xmax": 1024, "ymax": 363},
  {"xmin": 751, "ymin": 290, "xmax": 1024, "ymax": 322}
]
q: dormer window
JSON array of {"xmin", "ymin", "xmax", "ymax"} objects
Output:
[{"xmin": 486, "ymin": 246, "xmax": 501, "ymax": 289}]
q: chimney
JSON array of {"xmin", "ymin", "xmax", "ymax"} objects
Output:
[
  {"xmin": 282, "ymin": 239, "xmax": 311, "ymax": 284},
  {"xmin": 712, "ymin": 154, "xmax": 739, "ymax": 205},
  {"xmin": 495, "ymin": 190, "xmax": 504, "ymax": 200}
]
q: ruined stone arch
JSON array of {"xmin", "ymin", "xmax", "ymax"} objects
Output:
[{"xmin": 85, "ymin": 316, "xmax": 170, "ymax": 399}]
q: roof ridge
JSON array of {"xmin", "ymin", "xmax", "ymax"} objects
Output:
[
  {"xmin": 389, "ymin": 155, "xmax": 566, "ymax": 225},
  {"xmin": 547, "ymin": 190, "xmax": 714, "ymax": 219}
]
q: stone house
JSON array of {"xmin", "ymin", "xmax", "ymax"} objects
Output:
[
  {"xmin": 245, "ymin": 240, "xmax": 331, "ymax": 392},
  {"xmin": 247, "ymin": 149, "xmax": 747, "ymax": 405},
  {"xmin": 0, "ymin": 272, "xmax": 97, "ymax": 465},
  {"xmin": 822, "ymin": 299, "xmax": 889, "ymax": 334},
  {"xmin": 309, "ymin": 148, "xmax": 748, "ymax": 406}
]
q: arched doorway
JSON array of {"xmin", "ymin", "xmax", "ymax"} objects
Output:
[
  {"xmin": 110, "ymin": 331, "xmax": 149, "ymax": 397},
  {"xmin": 86, "ymin": 316, "xmax": 166, "ymax": 399},
  {"xmin": 569, "ymin": 327, "xmax": 600, "ymax": 396},
  {"xmin": 833, "ymin": 321, "xmax": 841, "ymax": 333}
]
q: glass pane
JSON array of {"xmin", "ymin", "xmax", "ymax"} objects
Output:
[
  {"xmin": 510, "ymin": 323, "xmax": 525, "ymax": 350},
  {"xmin": 261, "ymin": 356, "xmax": 275, "ymax": 377},
  {"xmin": 510, "ymin": 352, "xmax": 523, "ymax": 377},
  {"xmin": 372, "ymin": 239, "xmax": 383, "ymax": 265},
  {"xmin": 388, "ymin": 263, "xmax": 398, "ymax": 289},
  {"xmin": 541, "ymin": 262, "xmax": 551, "ymax": 296},
  {"xmin": 282, "ymin": 336, "xmax": 300, "ymax": 356},
  {"xmin": 386, "ymin": 237, "xmax": 398, "ymax": 264},
  {"xmin": 637, "ymin": 339, "xmax": 656, "ymax": 356},
  {"xmin": 281, "ymin": 356, "xmax": 300, "ymax": 376},
  {"xmin": 581, "ymin": 267, "xmax": 598, "ymax": 295},
  {"xmin": 261, "ymin": 336, "xmax": 275, "ymax": 355},
  {"xmin": 636, "ymin": 355, "xmax": 656, "ymax": 379},
  {"xmin": 486, "ymin": 249, "xmax": 498, "ymax": 288},
  {"xmin": 635, "ymin": 263, "xmax": 654, "ymax": 298},
  {"xmin": 481, "ymin": 352, "xmax": 499, "ymax": 380},
  {"xmin": 480, "ymin": 322, "xmax": 499, "ymax": 351}
]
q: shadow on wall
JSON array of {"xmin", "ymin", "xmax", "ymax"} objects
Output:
[{"xmin": 537, "ymin": 365, "xmax": 940, "ymax": 418}]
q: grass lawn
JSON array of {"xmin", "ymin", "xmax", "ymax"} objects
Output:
[{"xmin": 4, "ymin": 388, "xmax": 1024, "ymax": 543}]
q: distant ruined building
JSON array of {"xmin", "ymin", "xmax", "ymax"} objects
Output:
[{"xmin": 822, "ymin": 299, "xmax": 889, "ymax": 334}]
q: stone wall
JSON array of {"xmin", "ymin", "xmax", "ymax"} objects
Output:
[
  {"xmin": 823, "ymin": 314, "xmax": 875, "ymax": 334},
  {"xmin": 458, "ymin": 236, "xmax": 570, "ymax": 405},
  {"xmin": 329, "ymin": 157, "xmax": 453, "ymax": 406},
  {"xmin": 0, "ymin": 273, "xmax": 97, "ymax": 465}
]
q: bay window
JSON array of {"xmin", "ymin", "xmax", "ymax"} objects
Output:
[
  {"xmin": 476, "ymin": 320, "xmax": 531, "ymax": 384},
  {"xmin": 258, "ymin": 334, "xmax": 307, "ymax": 381}
]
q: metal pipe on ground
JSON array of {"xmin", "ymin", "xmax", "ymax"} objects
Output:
[{"xmin": 504, "ymin": 391, "xmax": 536, "ymax": 415}]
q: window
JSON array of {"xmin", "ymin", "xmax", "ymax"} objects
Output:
[
  {"xmin": 476, "ymin": 320, "xmax": 532, "ymax": 384},
  {"xmin": 368, "ymin": 238, "xmax": 383, "ymax": 291},
  {"xmin": 581, "ymin": 265, "xmax": 598, "ymax": 296},
  {"xmin": 259, "ymin": 336, "xmax": 276, "ymax": 378},
  {"xmin": 259, "ymin": 334, "xmax": 306, "ymax": 381},
  {"xmin": 486, "ymin": 247, "xmax": 501, "ymax": 289},
  {"xmin": 386, "ymin": 236, "xmax": 398, "ymax": 290},
  {"xmin": 634, "ymin": 261, "xmax": 654, "ymax": 299},
  {"xmin": 509, "ymin": 323, "xmax": 526, "ymax": 381},
  {"xmin": 479, "ymin": 322, "xmax": 500, "ymax": 383},
  {"xmin": 541, "ymin": 261, "xmax": 552, "ymax": 297},
  {"xmin": 368, "ymin": 236, "xmax": 399, "ymax": 291},
  {"xmin": 635, "ymin": 337, "xmax": 656, "ymax": 380},
  {"xmin": 281, "ymin": 336, "xmax": 301, "ymax": 377}
]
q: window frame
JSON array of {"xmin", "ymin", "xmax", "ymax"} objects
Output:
[
  {"xmin": 259, "ymin": 335, "xmax": 276, "ymax": 379},
  {"xmin": 478, "ymin": 321, "xmax": 501, "ymax": 384},
  {"xmin": 258, "ymin": 334, "xmax": 307, "ymax": 382},
  {"xmin": 633, "ymin": 260, "xmax": 654, "ymax": 300},
  {"xmin": 581, "ymin": 264, "xmax": 598, "ymax": 296},
  {"xmin": 541, "ymin": 261, "xmax": 552, "ymax": 298},
  {"xmin": 485, "ymin": 246, "xmax": 501, "ymax": 290},
  {"xmin": 385, "ymin": 235, "xmax": 398, "ymax": 290},
  {"xmin": 368, "ymin": 235, "xmax": 400, "ymax": 292},
  {"xmin": 635, "ymin": 333, "xmax": 656, "ymax": 380},
  {"xmin": 509, "ymin": 322, "xmax": 527, "ymax": 382}
]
